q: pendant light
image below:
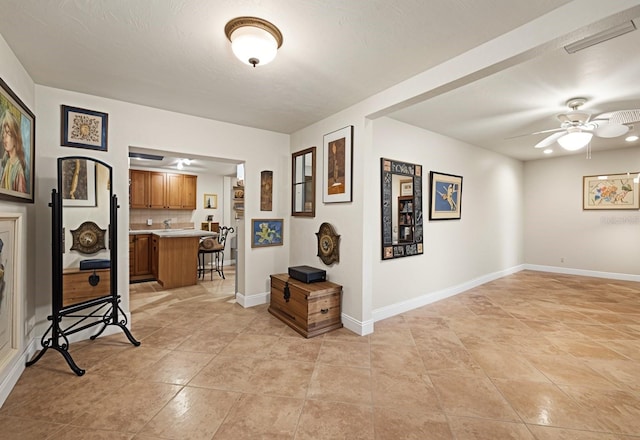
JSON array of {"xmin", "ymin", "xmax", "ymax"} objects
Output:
[{"xmin": 225, "ymin": 17, "xmax": 283, "ymax": 67}]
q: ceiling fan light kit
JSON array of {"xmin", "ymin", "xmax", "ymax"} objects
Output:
[
  {"xmin": 528, "ymin": 97, "xmax": 640, "ymax": 152},
  {"xmin": 225, "ymin": 17, "xmax": 283, "ymax": 67},
  {"xmin": 557, "ymin": 130, "xmax": 592, "ymax": 151}
]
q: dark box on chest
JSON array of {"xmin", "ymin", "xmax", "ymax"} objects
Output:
[{"xmin": 288, "ymin": 265, "xmax": 326, "ymax": 283}]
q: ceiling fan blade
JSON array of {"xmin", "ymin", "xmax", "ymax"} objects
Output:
[
  {"xmin": 534, "ymin": 131, "xmax": 565, "ymax": 148},
  {"xmin": 594, "ymin": 122, "xmax": 630, "ymax": 138},
  {"xmin": 609, "ymin": 109, "xmax": 640, "ymax": 125}
]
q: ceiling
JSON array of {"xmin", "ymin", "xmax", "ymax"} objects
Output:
[{"xmin": 2, "ymin": 1, "xmax": 640, "ymax": 163}]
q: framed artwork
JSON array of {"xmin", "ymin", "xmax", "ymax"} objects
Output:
[
  {"xmin": 0, "ymin": 77, "xmax": 35, "ymax": 203},
  {"xmin": 400, "ymin": 179, "xmax": 413, "ymax": 196},
  {"xmin": 251, "ymin": 218, "xmax": 283, "ymax": 248},
  {"xmin": 61, "ymin": 159, "xmax": 96, "ymax": 207},
  {"xmin": 429, "ymin": 171, "xmax": 463, "ymax": 220},
  {"xmin": 261, "ymin": 170, "xmax": 273, "ymax": 211},
  {"xmin": 203, "ymin": 193, "xmax": 217, "ymax": 209},
  {"xmin": 61, "ymin": 105, "xmax": 108, "ymax": 151},
  {"xmin": 0, "ymin": 214, "xmax": 22, "ymax": 374},
  {"xmin": 323, "ymin": 125, "xmax": 353, "ymax": 203},
  {"xmin": 583, "ymin": 173, "xmax": 639, "ymax": 210}
]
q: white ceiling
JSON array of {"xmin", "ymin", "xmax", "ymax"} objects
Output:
[{"xmin": 2, "ymin": 1, "xmax": 640, "ymax": 163}]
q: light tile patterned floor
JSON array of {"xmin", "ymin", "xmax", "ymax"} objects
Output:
[{"xmin": 2, "ymin": 269, "xmax": 640, "ymax": 439}]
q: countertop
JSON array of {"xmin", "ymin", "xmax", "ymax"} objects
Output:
[{"xmin": 129, "ymin": 229, "xmax": 218, "ymax": 238}]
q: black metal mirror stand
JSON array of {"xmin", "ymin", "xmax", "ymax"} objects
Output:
[{"xmin": 26, "ymin": 190, "xmax": 139, "ymax": 376}]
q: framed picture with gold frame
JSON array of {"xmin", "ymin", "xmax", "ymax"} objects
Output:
[
  {"xmin": 583, "ymin": 173, "xmax": 639, "ymax": 210},
  {"xmin": 203, "ymin": 193, "xmax": 217, "ymax": 209}
]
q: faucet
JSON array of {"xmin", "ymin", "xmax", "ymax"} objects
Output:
[{"xmin": 163, "ymin": 219, "xmax": 172, "ymax": 229}]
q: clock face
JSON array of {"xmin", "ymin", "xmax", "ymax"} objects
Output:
[
  {"xmin": 80, "ymin": 230, "xmax": 97, "ymax": 246},
  {"xmin": 320, "ymin": 235, "xmax": 333, "ymax": 256}
]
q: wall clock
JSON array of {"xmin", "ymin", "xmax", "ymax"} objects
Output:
[
  {"xmin": 70, "ymin": 221, "xmax": 107, "ymax": 254},
  {"xmin": 315, "ymin": 222, "xmax": 340, "ymax": 265}
]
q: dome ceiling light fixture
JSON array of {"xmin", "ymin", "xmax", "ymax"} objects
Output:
[{"xmin": 224, "ymin": 16, "xmax": 283, "ymax": 67}]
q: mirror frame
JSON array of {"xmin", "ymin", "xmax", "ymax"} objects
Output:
[
  {"xmin": 291, "ymin": 146, "xmax": 316, "ymax": 217},
  {"xmin": 381, "ymin": 157, "xmax": 423, "ymax": 260}
]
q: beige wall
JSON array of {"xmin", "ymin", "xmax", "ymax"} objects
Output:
[{"xmin": 524, "ymin": 146, "xmax": 640, "ymax": 277}]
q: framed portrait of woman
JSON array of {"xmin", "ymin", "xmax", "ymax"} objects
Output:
[{"xmin": 0, "ymin": 77, "xmax": 35, "ymax": 203}]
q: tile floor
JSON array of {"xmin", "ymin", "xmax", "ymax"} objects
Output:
[{"xmin": 1, "ymin": 269, "xmax": 640, "ymax": 439}]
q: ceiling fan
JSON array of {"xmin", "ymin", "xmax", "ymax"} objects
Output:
[{"xmin": 527, "ymin": 98, "xmax": 640, "ymax": 151}]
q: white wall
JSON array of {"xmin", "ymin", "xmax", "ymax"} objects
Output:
[
  {"xmin": 371, "ymin": 117, "xmax": 524, "ymax": 311},
  {"xmin": 524, "ymin": 146, "xmax": 640, "ymax": 277},
  {"xmin": 33, "ymin": 85, "xmax": 291, "ymax": 343}
]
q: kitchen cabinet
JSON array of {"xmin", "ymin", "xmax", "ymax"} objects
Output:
[
  {"xmin": 154, "ymin": 234, "xmax": 200, "ymax": 289},
  {"xmin": 129, "ymin": 170, "xmax": 197, "ymax": 209},
  {"xmin": 129, "ymin": 169, "xmax": 150, "ymax": 209},
  {"xmin": 149, "ymin": 172, "xmax": 167, "ymax": 208},
  {"xmin": 182, "ymin": 174, "xmax": 197, "ymax": 209},
  {"xmin": 129, "ymin": 233, "xmax": 153, "ymax": 282}
]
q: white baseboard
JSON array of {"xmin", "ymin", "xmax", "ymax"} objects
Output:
[
  {"xmin": 235, "ymin": 291, "xmax": 269, "ymax": 308},
  {"xmin": 524, "ymin": 264, "xmax": 640, "ymax": 282},
  {"xmin": 371, "ymin": 265, "xmax": 525, "ymax": 324},
  {"xmin": 341, "ymin": 313, "xmax": 374, "ymax": 336}
]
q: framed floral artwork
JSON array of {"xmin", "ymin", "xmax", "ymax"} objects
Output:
[
  {"xmin": 583, "ymin": 173, "xmax": 639, "ymax": 210},
  {"xmin": 251, "ymin": 218, "xmax": 283, "ymax": 248}
]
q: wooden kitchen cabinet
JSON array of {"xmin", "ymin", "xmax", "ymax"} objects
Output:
[
  {"xmin": 129, "ymin": 233, "xmax": 153, "ymax": 282},
  {"xmin": 129, "ymin": 169, "xmax": 150, "ymax": 208},
  {"xmin": 149, "ymin": 171, "xmax": 167, "ymax": 209},
  {"xmin": 182, "ymin": 174, "xmax": 197, "ymax": 209},
  {"xmin": 130, "ymin": 170, "xmax": 197, "ymax": 210},
  {"xmin": 165, "ymin": 173, "xmax": 183, "ymax": 209}
]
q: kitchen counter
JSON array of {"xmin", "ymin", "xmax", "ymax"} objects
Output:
[{"xmin": 129, "ymin": 229, "xmax": 217, "ymax": 238}]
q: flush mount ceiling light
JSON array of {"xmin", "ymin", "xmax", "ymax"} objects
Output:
[
  {"xmin": 557, "ymin": 128, "xmax": 593, "ymax": 151},
  {"xmin": 225, "ymin": 16, "xmax": 283, "ymax": 67}
]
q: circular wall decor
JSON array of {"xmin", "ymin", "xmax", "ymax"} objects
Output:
[
  {"xmin": 315, "ymin": 222, "xmax": 340, "ymax": 266},
  {"xmin": 70, "ymin": 221, "xmax": 107, "ymax": 254}
]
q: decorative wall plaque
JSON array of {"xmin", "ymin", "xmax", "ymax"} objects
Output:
[
  {"xmin": 315, "ymin": 222, "xmax": 340, "ymax": 265},
  {"xmin": 70, "ymin": 221, "xmax": 106, "ymax": 254}
]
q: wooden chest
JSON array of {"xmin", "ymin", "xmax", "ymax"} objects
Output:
[
  {"xmin": 269, "ymin": 274, "xmax": 342, "ymax": 338},
  {"xmin": 62, "ymin": 268, "xmax": 111, "ymax": 307}
]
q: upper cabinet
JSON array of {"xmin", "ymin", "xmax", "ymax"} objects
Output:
[
  {"xmin": 130, "ymin": 170, "xmax": 197, "ymax": 210},
  {"xmin": 181, "ymin": 174, "xmax": 197, "ymax": 210},
  {"xmin": 129, "ymin": 169, "xmax": 150, "ymax": 209}
]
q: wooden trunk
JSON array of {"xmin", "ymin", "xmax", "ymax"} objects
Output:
[
  {"xmin": 62, "ymin": 268, "xmax": 111, "ymax": 307},
  {"xmin": 269, "ymin": 274, "xmax": 342, "ymax": 338}
]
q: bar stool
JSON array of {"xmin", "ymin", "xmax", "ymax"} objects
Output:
[{"xmin": 198, "ymin": 226, "xmax": 234, "ymax": 280}]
